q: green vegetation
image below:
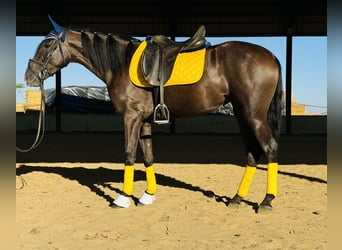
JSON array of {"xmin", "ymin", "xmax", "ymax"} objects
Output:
[{"xmin": 16, "ymin": 83, "xmax": 26, "ymax": 89}]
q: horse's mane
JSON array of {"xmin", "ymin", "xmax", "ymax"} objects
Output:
[{"xmin": 80, "ymin": 31, "xmax": 140, "ymax": 75}]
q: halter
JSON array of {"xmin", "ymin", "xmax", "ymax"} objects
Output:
[{"xmin": 26, "ymin": 29, "xmax": 67, "ymax": 87}]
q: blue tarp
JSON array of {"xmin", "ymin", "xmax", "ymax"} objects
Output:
[{"xmin": 44, "ymin": 86, "xmax": 116, "ymax": 114}]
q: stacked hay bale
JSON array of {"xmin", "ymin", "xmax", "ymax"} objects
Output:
[{"xmin": 16, "ymin": 90, "xmax": 41, "ymax": 113}]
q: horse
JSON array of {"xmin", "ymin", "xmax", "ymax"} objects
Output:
[{"xmin": 24, "ymin": 16, "xmax": 283, "ymax": 212}]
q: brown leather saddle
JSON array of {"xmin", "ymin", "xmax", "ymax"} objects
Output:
[{"xmin": 140, "ymin": 25, "xmax": 208, "ymax": 124}]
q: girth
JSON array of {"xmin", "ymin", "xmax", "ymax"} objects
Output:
[{"xmin": 140, "ymin": 25, "xmax": 208, "ymax": 124}]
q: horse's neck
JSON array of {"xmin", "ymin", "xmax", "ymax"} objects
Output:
[
  {"xmin": 65, "ymin": 30, "xmax": 131, "ymax": 84},
  {"xmin": 65, "ymin": 31, "xmax": 103, "ymax": 81}
]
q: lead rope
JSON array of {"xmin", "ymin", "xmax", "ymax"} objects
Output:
[{"xmin": 16, "ymin": 84, "xmax": 46, "ymax": 152}]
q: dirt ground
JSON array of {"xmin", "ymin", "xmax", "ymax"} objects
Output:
[
  {"xmin": 16, "ymin": 132, "xmax": 327, "ymax": 249},
  {"xmin": 16, "ymin": 162, "xmax": 327, "ymax": 250}
]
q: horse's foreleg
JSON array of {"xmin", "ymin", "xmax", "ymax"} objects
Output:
[
  {"xmin": 113, "ymin": 165, "xmax": 135, "ymax": 208},
  {"xmin": 113, "ymin": 115, "xmax": 142, "ymax": 208},
  {"xmin": 138, "ymin": 122, "xmax": 157, "ymax": 205}
]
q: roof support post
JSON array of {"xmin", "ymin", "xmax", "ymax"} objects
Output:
[
  {"xmin": 55, "ymin": 69, "xmax": 61, "ymax": 132},
  {"xmin": 285, "ymin": 31, "xmax": 293, "ymax": 135}
]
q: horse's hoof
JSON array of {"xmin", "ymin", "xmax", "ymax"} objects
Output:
[
  {"xmin": 257, "ymin": 204, "xmax": 273, "ymax": 213},
  {"xmin": 112, "ymin": 194, "xmax": 131, "ymax": 208},
  {"xmin": 227, "ymin": 202, "xmax": 240, "ymax": 209},
  {"xmin": 138, "ymin": 192, "xmax": 156, "ymax": 206}
]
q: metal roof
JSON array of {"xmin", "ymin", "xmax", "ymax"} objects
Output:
[{"xmin": 16, "ymin": 0, "xmax": 326, "ymax": 37}]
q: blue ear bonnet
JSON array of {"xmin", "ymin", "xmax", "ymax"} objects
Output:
[{"xmin": 47, "ymin": 15, "xmax": 67, "ymax": 42}]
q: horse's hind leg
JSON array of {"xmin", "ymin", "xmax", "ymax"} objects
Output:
[
  {"xmin": 248, "ymin": 118, "xmax": 279, "ymax": 212},
  {"xmin": 229, "ymin": 116, "xmax": 263, "ymax": 209},
  {"xmin": 138, "ymin": 121, "xmax": 157, "ymax": 205},
  {"xmin": 230, "ymin": 109, "xmax": 278, "ymax": 212}
]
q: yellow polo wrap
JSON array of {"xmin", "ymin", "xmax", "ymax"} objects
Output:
[
  {"xmin": 237, "ymin": 165, "xmax": 256, "ymax": 198},
  {"xmin": 146, "ymin": 165, "xmax": 157, "ymax": 194},
  {"xmin": 267, "ymin": 162, "xmax": 278, "ymax": 196},
  {"xmin": 123, "ymin": 165, "xmax": 134, "ymax": 195}
]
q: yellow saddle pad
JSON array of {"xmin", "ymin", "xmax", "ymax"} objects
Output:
[{"xmin": 129, "ymin": 41, "xmax": 206, "ymax": 88}]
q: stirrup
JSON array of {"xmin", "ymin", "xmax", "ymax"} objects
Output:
[{"xmin": 153, "ymin": 103, "xmax": 170, "ymax": 124}]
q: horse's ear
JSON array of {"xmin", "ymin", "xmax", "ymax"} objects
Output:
[{"xmin": 48, "ymin": 15, "xmax": 63, "ymax": 34}]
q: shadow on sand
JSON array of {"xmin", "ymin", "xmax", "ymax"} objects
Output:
[{"xmin": 16, "ymin": 164, "xmax": 326, "ymax": 212}]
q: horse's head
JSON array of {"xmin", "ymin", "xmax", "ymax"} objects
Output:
[{"xmin": 25, "ymin": 16, "xmax": 69, "ymax": 87}]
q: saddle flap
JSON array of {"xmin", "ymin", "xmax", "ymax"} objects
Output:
[
  {"xmin": 141, "ymin": 42, "xmax": 181, "ymax": 86},
  {"xmin": 141, "ymin": 42, "xmax": 160, "ymax": 86},
  {"xmin": 140, "ymin": 25, "xmax": 208, "ymax": 87},
  {"xmin": 129, "ymin": 40, "xmax": 207, "ymax": 89}
]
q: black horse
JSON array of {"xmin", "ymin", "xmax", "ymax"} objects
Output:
[{"xmin": 24, "ymin": 17, "xmax": 283, "ymax": 212}]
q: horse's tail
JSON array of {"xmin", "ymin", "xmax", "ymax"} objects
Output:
[{"xmin": 267, "ymin": 57, "xmax": 283, "ymax": 142}]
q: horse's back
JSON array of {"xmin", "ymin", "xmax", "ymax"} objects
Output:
[
  {"xmin": 162, "ymin": 40, "xmax": 280, "ymax": 117},
  {"xmin": 210, "ymin": 41, "xmax": 279, "ymax": 70},
  {"xmin": 210, "ymin": 40, "xmax": 280, "ymax": 95}
]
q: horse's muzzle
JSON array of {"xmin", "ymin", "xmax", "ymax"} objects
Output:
[{"xmin": 24, "ymin": 69, "xmax": 42, "ymax": 87}]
